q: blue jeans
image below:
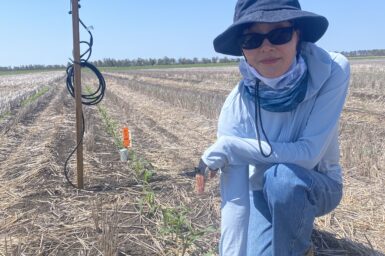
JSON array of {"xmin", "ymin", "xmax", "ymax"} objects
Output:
[{"xmin": 220, "ymin": 164, "xmax": 343, "ymax": 256}]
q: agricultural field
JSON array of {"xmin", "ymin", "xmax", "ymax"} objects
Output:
[{"xmin": 0, "ymin": 60, "xmax": 384, "ymax": 255}]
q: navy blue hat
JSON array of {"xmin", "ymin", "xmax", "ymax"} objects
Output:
[{"xmin": 214, "ymin": 0, "xmax": 328, "ymax": 56}]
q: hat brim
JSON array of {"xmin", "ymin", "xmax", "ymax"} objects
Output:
[{"xmin": 213, "ymin": 10, "xmax": 328, "ymax": 56}]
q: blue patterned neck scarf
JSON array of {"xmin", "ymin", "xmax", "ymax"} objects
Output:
[{"xmin": 239, "ymin": 57, "xmax": 308, "ymax": 112}]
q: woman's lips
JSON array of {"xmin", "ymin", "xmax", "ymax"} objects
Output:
[{"xmin": 260, "ymin": 58, "xmax": 280, "ymax": 64}]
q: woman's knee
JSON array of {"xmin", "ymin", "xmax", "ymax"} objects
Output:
[
  {"xmin": 263, "ymin": 164, "xmax": 312, "ymax": 204},
  {"xmin": 220, "ymin": 165, "xmax": 250, "ymax": 208}
]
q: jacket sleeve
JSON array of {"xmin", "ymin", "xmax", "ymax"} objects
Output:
[
  {"xmin": 202, "ymin": 83, "xmax": 250, "ymax": 168},
  {"xmin": 202, "ymin": 83, "xmax": 272, "ymax": 169},
  {"xmin": 202, "ymin": 54, "xmax": 350, "ymax": 171}
]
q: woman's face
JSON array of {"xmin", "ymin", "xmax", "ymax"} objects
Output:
[{"xmin": 241, "ymin": 21, "xmax": 299, "ymax": 78}]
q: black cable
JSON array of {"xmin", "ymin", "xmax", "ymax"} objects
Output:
[
  {"xmin": 64, "ymin": 1, "xmax": 106, "ymax": 190},
  {"xmin": 66, "ymin": 18, "xmax": 106, "ymax": 106},
  {"xmin": 66, "ymin": 60, "xmax": 106, "ymax": 106},
  {"xmin": 64, "ymin": 113, "xmax": 85, "ymax": 189}
]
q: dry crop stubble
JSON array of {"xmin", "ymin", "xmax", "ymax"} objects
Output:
[
  {"xmin": 103, "ymin": 74, "xmax": 219, "ymax": 170},
  {"xmin": 1, "ymin": 61, "xmax": 385, "ymax": 255},
  {"xmin": 313, "ymin": 60, "xmax": 385, "ymax": 254},
  {"xmin": 1, "ymin": 74, "xmax": 165, "ymax": 255},
  {"xmin": 0, "ymin": 71, "xmax": 63, "ymax": 118}
]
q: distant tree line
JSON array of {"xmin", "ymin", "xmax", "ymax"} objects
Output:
[
  {"xmin": 90, "ymin": 56, "xmax": 240, "ymax": 67},
  {"xmin": 0, "ymin": 56, "xmax": 240, "ymax": 71},
  {"xmin": 340, "ymin": 49, "xmax": 385, "ymax": 57},
  {"xmin": 3, "ymin": 49, "xmax": 385, "ymax": 71},
  {"xmin": 0, "ymin": 64, "xmax": 66, "ymax": 72}
]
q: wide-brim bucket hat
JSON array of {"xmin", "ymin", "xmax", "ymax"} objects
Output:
[{"xmin": 214, "ymin": 0, "xmax": 328, "ymax": 56}]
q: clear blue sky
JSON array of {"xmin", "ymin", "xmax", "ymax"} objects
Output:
[{"xmin": 1, "ymin": 1, "xmax": 384, "ymax": 67}]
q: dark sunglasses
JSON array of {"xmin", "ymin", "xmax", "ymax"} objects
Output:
[{"xmin": 239, "ymin": 27, "xmax": 295, "ymax": 50}]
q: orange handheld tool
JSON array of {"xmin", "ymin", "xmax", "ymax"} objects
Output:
[
  {"xmin": 195, "ymin": 174, "xmax": 205, "ymax": 194},
  {"xmin": 195, "ymin": 159, "xmax": 210, "ymax": 194}
]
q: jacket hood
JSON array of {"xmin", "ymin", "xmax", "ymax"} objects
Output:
[{"xmin": 301, "ymin": 42, "xmax": 332, "ymax": 101}]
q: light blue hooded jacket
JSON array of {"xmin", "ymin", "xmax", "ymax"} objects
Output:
[{"xmin": 202, "ymin": 42, "xmax": 350, "ymax": 190}]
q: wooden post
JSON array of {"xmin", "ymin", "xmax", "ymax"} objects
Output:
[{"xmin": 71, "ymin": 0, "xmax": 84, "ymax": 189}]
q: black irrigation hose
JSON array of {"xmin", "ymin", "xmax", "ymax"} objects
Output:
[
  {"xmin": 63, "ymin": 113, "xmax": 85, "ymax": 189},
  {"xmin": 64, "ymin": 2, "xmax": 106, "ymax": 190},
  {"xmin": 66, "ymin": 61, "xmax": 106, "ymax": 106}
]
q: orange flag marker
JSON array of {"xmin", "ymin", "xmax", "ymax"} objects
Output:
[{"xmin": 123, "ymin": 127, "xmax": 131, "ymax": 148}]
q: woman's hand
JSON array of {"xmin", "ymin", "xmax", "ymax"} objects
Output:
[{"xmin": 195, "ymin": 159, "xmax": 218, "ymax": 194}]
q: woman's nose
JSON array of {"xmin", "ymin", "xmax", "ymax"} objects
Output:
[{"xmin": 259, "ymin": 38, "xmax": 275, "ymax": 50}]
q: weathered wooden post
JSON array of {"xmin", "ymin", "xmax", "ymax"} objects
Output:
[{"xmin": 71, "ymin": 0, "xmax": 84, "ymax": 189}]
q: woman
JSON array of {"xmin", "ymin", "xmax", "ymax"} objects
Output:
[{"xmin": 196, "ymin": 0, "xmax": 350, "ymax": 255}]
